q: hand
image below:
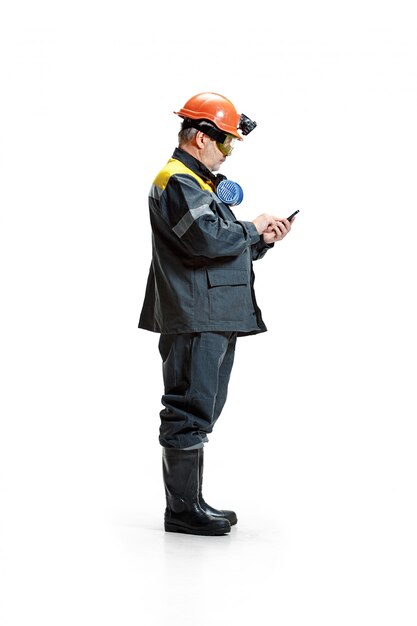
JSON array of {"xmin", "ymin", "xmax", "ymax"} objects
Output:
[
  {"xmin": 252, "ymin": 213, "xmax": 280, "ymax": 235},
  {"xmin": 262, "ymin": 217, "xmax": 291, "ymax": 244}
]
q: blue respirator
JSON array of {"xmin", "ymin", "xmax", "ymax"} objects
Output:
[{"xmin": 216, "ymin": 179, "xmax": 244, "ymax": 207}]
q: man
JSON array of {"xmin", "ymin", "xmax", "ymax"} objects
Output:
[{"xmin": 139, "ymin": 92, "xmax": 294, "ymax": 536}]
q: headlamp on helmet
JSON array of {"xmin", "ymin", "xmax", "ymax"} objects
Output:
[{"xmin": 238, "ymin": 113, "xmax": 257, "ymax": 136}]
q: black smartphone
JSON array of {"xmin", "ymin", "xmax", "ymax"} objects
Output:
[{"xmin": 286, "ymin": 209, "xmax": 300, "ymax": 221}]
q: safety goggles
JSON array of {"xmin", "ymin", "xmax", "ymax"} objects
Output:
[{"xmin": 216, "ymin": 134, "xmax": 236, "ymax": 157}]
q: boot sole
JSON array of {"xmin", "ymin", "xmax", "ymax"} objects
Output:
[{"xmin": 165, "ymin": 521, "xmax": 231, "ymax": 536}]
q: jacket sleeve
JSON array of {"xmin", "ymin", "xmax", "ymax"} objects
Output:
[
  {"xmin": 162, "ymin": 174, "xmax": 260, "ymax": 258},
  {"xmin": 251, "ymin": 239, "xmax": 275, "ymax": 261}
]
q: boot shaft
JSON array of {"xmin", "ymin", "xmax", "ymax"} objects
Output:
[{"xmin": 162, "ymin": 447, "xmax": 200, "ymax": 513}]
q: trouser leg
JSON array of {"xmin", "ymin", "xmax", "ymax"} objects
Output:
[
  {"xmin": 158, "ymin": 332, "xmax": 236, "ymax": 449},
  {"xmin": 212, "ymin": 332, "xmax": 237, "ymax": 426}
]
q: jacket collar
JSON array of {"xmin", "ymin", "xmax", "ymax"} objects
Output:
[{"xmin": 172, "ymin": 147, "xmax": 225, "ymax": 190}]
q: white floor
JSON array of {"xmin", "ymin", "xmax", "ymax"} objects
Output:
[{"xmin": 2, "ymin": 429, "xmax": 416, "ymax": 626}]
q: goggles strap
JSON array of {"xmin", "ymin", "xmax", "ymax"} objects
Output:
[{"xmin": 181, "ymin": 118, "xmax": 227, "ymax": 143}]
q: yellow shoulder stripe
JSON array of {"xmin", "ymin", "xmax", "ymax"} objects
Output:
[{"xmin": 153, "ymin": 158, "xmax": 213, "ymax": 192}]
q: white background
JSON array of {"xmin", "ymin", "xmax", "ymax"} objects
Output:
[{"xmin": 1, "ymin": 1, "xmax": 417, "ymax": 624}]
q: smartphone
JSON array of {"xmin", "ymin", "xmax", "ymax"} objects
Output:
[{"xmin": 286, "ymin": 209, "xmax": 300, "ymax": 221}]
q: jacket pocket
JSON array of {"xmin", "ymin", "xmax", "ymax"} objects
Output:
[{"xmin": 206, "ymin": 268, "xmax": 248, "ymax": 322}]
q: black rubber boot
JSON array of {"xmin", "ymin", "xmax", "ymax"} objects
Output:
[
  {"xmin": 198, "ymin": 447, "xmax": 238, "ymax": 526},
  {"xmin": 163, "ymin": 448, "xmax": 231, "ymax": 536}
]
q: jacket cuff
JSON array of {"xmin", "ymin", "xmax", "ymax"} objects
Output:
[{"xmin": 259, "ymin": 240, "xmax": 275, "ymax": 250}]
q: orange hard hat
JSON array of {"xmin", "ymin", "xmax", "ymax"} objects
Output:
[{"xmin": 174, "ymin": 92, "xmax": 243, "ymax": 140}]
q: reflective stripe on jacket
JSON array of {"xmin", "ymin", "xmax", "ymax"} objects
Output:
[{"xmin": 138, "ymin": 148, "xmax": 273, "ymax": 335}]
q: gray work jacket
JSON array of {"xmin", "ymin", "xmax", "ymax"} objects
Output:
[{"xmin": 138, "ymin": 148, "xmax": 273, "ymax": 336}]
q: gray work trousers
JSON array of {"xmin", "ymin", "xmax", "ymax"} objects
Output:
[{"xmin": 158, "ymin": 332, "xmax": 237, "ymax": 449}]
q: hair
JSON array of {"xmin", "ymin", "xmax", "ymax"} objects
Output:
[{"xmin": 178, "ymin": 125, "xmax": 198, "ymax": 146}]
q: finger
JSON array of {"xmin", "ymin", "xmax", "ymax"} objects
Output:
[
  {"xmin": 274, "ymin": 220, "xmax": 286, "ymax": 235},
  {"xmin": 279, "ymin": 218, "xmax": 291, "ymax": 230},
  {"xmin": 271, "ymin": 224, "xmax": 282, "ymax": 240},
  {"xmin": 277, "ymin": 218, "xmax": 291, "ymax": 234}
]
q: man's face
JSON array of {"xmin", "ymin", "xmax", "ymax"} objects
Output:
[{"xmin": 200, "ymin": 137, "xmax": 227, "ymax": 172}]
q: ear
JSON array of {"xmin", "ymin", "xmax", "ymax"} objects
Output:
[{"xmin": 195, "ymin": 131, "xmax": 210, "ymax": 149}]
